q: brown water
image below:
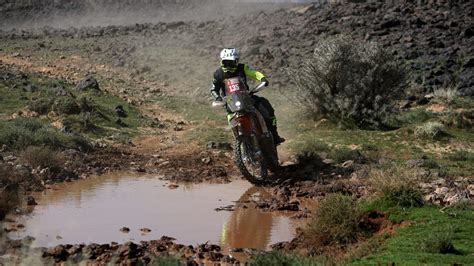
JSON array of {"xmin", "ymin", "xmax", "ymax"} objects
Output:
[{"xmin": 6, "ymin": 174, "xmax": 300, "ymax": 251}]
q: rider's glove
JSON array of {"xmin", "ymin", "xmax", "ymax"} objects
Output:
[
  {"xmin": 215, "ymin": 96, "xmax": 223, "ymax": 102},
  {"xmin": 261, "ymin": 77, "xmax": 269, "ymax": 87}
]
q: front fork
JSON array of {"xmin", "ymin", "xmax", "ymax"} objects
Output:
[{"xmin": 228, "ymin": 114, "xmax": 263, "ymax": 162}]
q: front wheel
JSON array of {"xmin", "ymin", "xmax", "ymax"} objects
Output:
[{"xmin": 233, "ymin": 138, "xmax": 268, "ymax": 185}]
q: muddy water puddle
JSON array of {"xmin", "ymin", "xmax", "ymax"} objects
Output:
[{"xmin": 6, "ymin": 174, "xmax": 302, "ymax": 251}]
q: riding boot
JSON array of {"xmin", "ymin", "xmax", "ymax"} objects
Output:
[{"xmin": 268, "ymin": 117, "xmax": 285, "ymax": 145}]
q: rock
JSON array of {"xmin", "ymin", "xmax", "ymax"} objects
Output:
[
  {"xmin": 115, "ymin": 105, "xmax": 127, "ymax": 118},
  {"xmin": 3, "ymin": 155, "xmax": 17, "ymax": 162},
  {"xmin": 14, "ymin": 164, "xmax": 31, "ymax": 176},
  {"xmin": 461, "ymin": 27, "xmax": 474, "ymax": 38},
  {"xmin": 25, "ymin": 84, "xmax": 38, "ymax": 92},
  {"xmin": 435, "ymin": 186, "xmax": 449, "ymax": 195},
  {"xmin": 380, "ymin": 19, "xmax": 401, "ymax": 29},
  {"xmin": 341, "ymin": 160, "xmax": 354, "ymax": 168},
  {"xmin": 465, "ymin": 184, "xmax": 474, "ymax": 197},
  {"xmin": 201, "ymin": 157, "xmax": 211, "ymax": 164},
  {"xmin": 53, "ymin": 86, "xmax": 69, "ymax": 96},
  {"xmin": 322, "ymin": 159, "xmax": 334, "ymax": 165},
  {"xmin": 463, "ymin": 57, "xmax": 474, "ymax": 68},
  {"xmin": 45, "ymin": 245, "xmax": 69, "ymax": 262},
  {"xmin": 168, "ymin": 184, "xmax": 179, "ymax": 189},
  {"xmin": 406, "ymin": 159, "xmax": 424, "ymax": 168},
  {"xmin": 120, "ymin": 227, "xmax": 130, "ymax": 233},
  {"xmin": 214, "ymin": 205, "xmax": 234, "ymax": 211},
  {"xmin": 118, "ymin": 241, "xmax": 138, "ymax": 258},
  {"xmin": 444, "ymin": 192, "xmax": 466, "ymax": 205},
  {"xmin": 400, "ymin": 100, "xmax": 412, "ymax": 109},
  {"xmin": 76, "ymin": 76, "xmax": 100, "ymax": 91},
  {"xmin": 26, "ymin": 196, "xmax": 37, "ymax": 206},
  {"xmin": 140, "ymin": 228, "xmax": 151, "ymax": 233},
  {"xmin": 206, "ymin": 141, "xmax": 231, "ymax": 150}
]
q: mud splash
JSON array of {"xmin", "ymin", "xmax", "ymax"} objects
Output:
[{"xmin": 5, "ymin": 173, "xmax": 300, "ymax": 252}]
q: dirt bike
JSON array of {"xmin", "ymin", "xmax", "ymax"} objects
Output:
[{"xmin": 212, "ymin": 77, "xmax": 279, "ymax": 185}]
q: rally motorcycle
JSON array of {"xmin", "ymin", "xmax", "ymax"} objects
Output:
[{"xmin": 212, "ymin": 77, "xmax": 279, "ymax": 184}]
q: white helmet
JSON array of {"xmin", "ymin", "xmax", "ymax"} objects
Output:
[
  {"xmin": 220, "ymin": 48, "xmax": 240, "ymax": 72},
  {"xmin": 220, "ymin": 48, "xmax": 240, "ymax": 61}
]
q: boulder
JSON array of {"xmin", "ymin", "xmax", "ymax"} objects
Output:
[{"xmin": 76, "ymin": 76, "xmax": 100, "ymax": 91}]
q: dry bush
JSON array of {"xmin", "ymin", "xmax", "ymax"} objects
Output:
[
  {"xmin": 432, "ymin": 86, "xmax": 458, "ymax": 105},
  {"xmin": 414, "ymin": 121, "xmax": 445, "ymax": 139},
  {"xmin": 304, "ymin": 194, "xmax": 361, "ymax": 246},
  {"xmin": 19, "ymin": 146, "xmax": 64, "ymax": 172},
  {"xmin": 368, "ymin": 165, "xmax": 423, "ymax": 207},
  {"xmin": 289, "ymin": 35, "xmax": 405, "ymax": 129},
  {"xmin": 441, "ymin": 109, "xmax": 473, "ymax": 129}
]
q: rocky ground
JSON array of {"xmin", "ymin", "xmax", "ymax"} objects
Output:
[
  {"xmin": 0, "ymin": 0, "xmax": 473, "ymax": 264},
  {"xmin": 1, "ymin": 1, "xmax": 472, "ymax": 96}
]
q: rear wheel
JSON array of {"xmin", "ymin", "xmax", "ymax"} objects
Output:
[{"xmin": 233, "ymin": 139, "xmax": 267, "ymax": 185}]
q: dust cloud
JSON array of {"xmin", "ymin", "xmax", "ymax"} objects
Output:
[{"xmin": 0, "ymin": 0, "xmax": 296, "ymax": 30}]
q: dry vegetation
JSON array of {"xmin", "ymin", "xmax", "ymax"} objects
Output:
[{"xmin": 289, "ymin": 35, "xmax": 405, "ymax": 129}]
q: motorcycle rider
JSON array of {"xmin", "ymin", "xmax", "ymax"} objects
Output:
[{"xmin": 211, "ymin": 48, "xmax": 285, "ymax": 145}]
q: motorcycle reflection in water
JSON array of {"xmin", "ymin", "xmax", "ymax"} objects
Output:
[{"xmin": 219, "ymin": 186, "xmax": 294, "ymax": 255}]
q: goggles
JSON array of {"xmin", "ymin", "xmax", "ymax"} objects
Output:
[{"xmin": 222, "ymin": 60, "xmax": 237, "ymax": 68}]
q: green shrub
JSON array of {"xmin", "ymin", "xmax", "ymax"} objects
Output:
[
  {"xmin": 441, "ymin": 109, "xmax": 473, "ymax": 129},
  {"xmin": 249, "ymin": 251, "xmax": 325, "ymax": 266},
  {"xmin": 389, "ymin": 108, "xmax": 435, "ymax": 126},
  {"xmin": 369, "ymin": 165, "xmax": 423, "ymax": 208},
  {"xmin": 304, "ymin": 194, "xmax": 360, "ymax": 245},
  {"xmin": 19, "ymin": 146, "xmax": 64, "ymax": 171},
  {"xmin": 421, "ymin": 226, "xmax": 457, "ymax": 254},
  {"xmin": 445, "ymin": 150, "xmax": 474, "ymax": 162},
  {"xmin": 28, "ymin": 98, "xmax": 53, "ymax": 114},
  {"xmin": 329, "ymin": 147, "xmax": 362, "ymax": 163},
  {"xmin": 414, "ymin": 121, "xmax": 445, "ymax": 139},
  {"xmin": 289, "ymin": 35, "xmax": 405, "ymax": 129},
  {"xmin": 53, "ymin": 97, "xmax": 81, "ymax": 115},
  {"xmin": 0, "ymin": 118, "xmax": 91, "ymax": 151},
  {"xmin": 382, "ymin": 184, "xmax": 423, "ymax": 208}
]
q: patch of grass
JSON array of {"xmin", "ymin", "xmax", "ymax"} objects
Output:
[
  {"xmin": 421, "ymin": 226, "xmax": 457, "ymax": 254},
  {"xmin": 0, "ymin": 118, "xmax": 91, "ymax": 151},
  {"xmin": 304, "ymin": 194, "xmax": 361, "ymax": 245},
  {"xmin": 441, "ymin": 109, "xmax": 474, "ymax": 129},
  {"xmin": 388, "ymin": 108, "xmax": 435, "ymax": 126},
  {"xmin": 445, "ymin": 150, "xmax": 474, "ymax": 162},
  {"xmin": 350, "ymin": 205, "xmax": 474, "ymax": 265},
  {"xmin": 19, "ymin": 146, "xmax": 64, "ymax": 172},
  {"xmin": 152, "ymin": 95, "xmax": 222, "ymax": 122},
  {"xmin": 249, "ymin": 251, "xmax": 326, "ymax": 266},
  {"xmin": 344, "ymin": 234, "xmax": 389, "ymax": 263},
  {"xmin": 0, "ymin": 65, "xmax": 147, "ymax": 139},
  {"xmin": 414, "ymin": 121, "xmax": 446, "ymax": 139},
  {"xmin": 329, "ymin": 147, "xmax": 363, "ymax": 163}
]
